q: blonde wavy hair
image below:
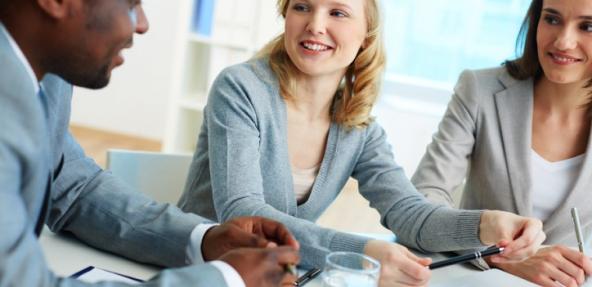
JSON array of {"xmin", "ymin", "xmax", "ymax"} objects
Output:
[{"xmin": 256, "ymin": 0, "xmax": 386, "ymax": 128}]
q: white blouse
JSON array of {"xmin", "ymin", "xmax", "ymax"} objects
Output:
[{"xmin": 530, "ymin": 149, "xmax": 585, "ymax": 221}]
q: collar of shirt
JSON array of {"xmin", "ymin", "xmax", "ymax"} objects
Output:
[{"xmin": 0, "ymin": 22, "xmax": 40, "ymax": 94}]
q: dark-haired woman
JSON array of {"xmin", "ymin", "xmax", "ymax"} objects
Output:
[{"xmin": 412, "ymin": 0, "xmax": 592, "ymax": 286}]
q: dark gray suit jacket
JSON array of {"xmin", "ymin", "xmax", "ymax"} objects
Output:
[
  {"xmin": 412, "ymin": 67, "xmax": 592, "ymax": 248},
  {"xmin": 0, "ymin": 24, "xmax": 227, "ymax": 286}
]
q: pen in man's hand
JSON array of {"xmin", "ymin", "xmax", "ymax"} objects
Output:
[
  {"xmin": 293, "ymin": 268, "xmax": 321, "ymax": 286},
  {"xmin": 429, "ymin": 247, "xmax": 504, "ymax": 269},
  {"xmin": 285, "ymin": 263, "xmax": 297, "ymax": 276}
]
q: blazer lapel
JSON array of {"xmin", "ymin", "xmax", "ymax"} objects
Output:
[
  {"xmin": 0, "ymin": 24, "xmax": 52, "ymax": 237},
  {"xmin": 494, "ymin": 74, "xmax": 534, "ymax": 216},
  {"xmin": 34, "ymin": 175, "xmax": 51, "ymax": 237},
  {"xmin": 34, "ymin": 154, "xmax": 63, "ymax": 237}
]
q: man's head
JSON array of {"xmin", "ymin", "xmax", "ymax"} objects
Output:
[{"xmin": 1, "ymin": 0, "xmax": 149, "ymax": 89}]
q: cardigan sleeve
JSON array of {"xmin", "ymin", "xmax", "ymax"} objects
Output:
[
  {"xmin": 409, "ymin": 69, "xmax": 496, "ymax": 269},
  {"xmin": 352, "ymin": 121, "xmax": 484, "ymax": 252},
  {"xmin": 204, "ymin": 67, "xmax": 370, "ymax": 268},
  {"xmin": 411, "ymin": 69, "xmax": 480, "ymax": 206}
]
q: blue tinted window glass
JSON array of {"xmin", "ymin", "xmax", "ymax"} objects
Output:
[{"xmin": 383, "ymin": 0, "xmax": 532, "ymax": 85}]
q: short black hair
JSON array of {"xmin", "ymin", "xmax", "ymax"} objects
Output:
[{"xmin": 0, "ymin": 0, "xmax": 10, "ymax": 16}]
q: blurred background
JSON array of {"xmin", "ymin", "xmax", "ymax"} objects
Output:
[{"xmin": 70, "ymin": 0, "xmax": 531, "ymax": 234}]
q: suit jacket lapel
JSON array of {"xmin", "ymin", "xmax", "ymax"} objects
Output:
[
  {"xmin": 34, "ymin": 176, "xmax": 51, "ymax": 237},
  {"xmin": 0, "ymin": 24, "xmax": 51, "ymax": 237},
  {"xmin": 34, "ymin": 152, "xmax": 63, "ymax": 237},
  {"xmin": 494, "ymin": 73, "xmax": 534, "ymax": 216}
]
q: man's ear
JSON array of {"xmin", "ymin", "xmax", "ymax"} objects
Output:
[{"xmin": 36, "ymin": 0, "xmax": 75, "ymax": 19}]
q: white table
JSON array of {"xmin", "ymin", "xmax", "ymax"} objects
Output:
[
  {"xmin": 39, "ymin": 229, "xmax": 497, "ymax": 286},
  {"xmin": 40, "ymin": 228, "xmax": 159, "ymax": 280}
]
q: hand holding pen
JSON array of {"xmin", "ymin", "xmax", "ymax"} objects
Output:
[
  {"xmin": 487, "ymin": 212, "xmax": 592, "ymax": 287},
  {"xmin": 482, "ymin": 208, "xmax": 592, "ymax": 286},
  {"xmin": 292, "ymin": 268, "xmax": 322, "ymax": 286},
  {"xmin": 203, "ymin": 216, "xmax": 300, "ymax": 287},
  {"xmin": 364, "ymin": 240, "xmax": 432, "ymax": 287},
  {"xmin": 478, "ymin": 210, "xmax": 546, "ymax": 263},
  {"xmin": 220, "ymin": 246, "xmax": 300, "ymax": 287},
  {"xmin": 202, "ymin": 216, "xmax": 299, "ymax": 260}
]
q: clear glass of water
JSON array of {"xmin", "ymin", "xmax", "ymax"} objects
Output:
[{"xmin": 322, "ymin": 251, "xmax": 381, "ymax": 287}]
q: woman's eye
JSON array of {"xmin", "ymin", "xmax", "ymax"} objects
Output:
[
  {"xmin": 580, "ymin": 22, "xmax": 592, "ymax": 32},
  {"xmin": 293, "ymin": 3, "xmax": 309, "ymax": 12},
  {"xmin": 543, "ymin": 14, "xmax": 560, "ymax": 25},
  {"xmin": 330, "ymin": 10, "xmax": 348, "ymax": 17}
]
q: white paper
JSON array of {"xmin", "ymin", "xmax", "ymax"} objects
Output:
[
  {"xmin": 76, "ymin": 267, "xmax": 141, "ymax": 285},
  {"xmin": 430, "ymin": 269, "xmax": 537, "ymax": 287}
]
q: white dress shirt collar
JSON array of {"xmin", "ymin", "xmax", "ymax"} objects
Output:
[{"xmin": 0, "ymin": 22, "xmax": 40, "ymax": 94}]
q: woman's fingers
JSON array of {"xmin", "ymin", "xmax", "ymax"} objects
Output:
[
  {"xmin": 501, "ymin": 225, "xmax": 545, "ymax": 261},
  {"xmin": 367, "ymin": 241, "xmax": 432, "ymax": 287},
  {"xmin": 396, "ymin": 252, "xmax": 431, "ymax": 284}
]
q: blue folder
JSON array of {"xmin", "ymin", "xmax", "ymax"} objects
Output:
[{"xmin": 192, "ymin": 0, "xmax": 215, "ymax": 36}]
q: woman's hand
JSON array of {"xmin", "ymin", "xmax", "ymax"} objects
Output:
[
  {"xmin": 364, "ymin": 240, "xmax": 432, "ymax": 287},
  {"xmin": 479, "ymin": 210, "xmax": 545, "ymax": 263},
  {"xmin": 490, "ymin": 245, "xmax": 592, "ymax": 287}
]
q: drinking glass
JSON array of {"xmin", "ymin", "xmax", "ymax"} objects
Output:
[{"xmin": 322, "ymin": 251, "xmax": 380, "ymax": 287}]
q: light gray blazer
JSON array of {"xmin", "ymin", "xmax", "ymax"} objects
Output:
[
  {"xmin": 0, "ymin": 25, "xmax": 227, "ymax": 286},
  {"xmin": 411, "ymin": 67, "xmax": 592, "ymax": 247}
]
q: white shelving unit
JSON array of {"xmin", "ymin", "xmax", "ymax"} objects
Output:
[{"xmin": 163, "ymin": 0, "xmax": 281, "ymax": 153}]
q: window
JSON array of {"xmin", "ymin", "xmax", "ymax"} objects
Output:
[{"xmin": 382, "ymin": 0, "xmax": 531, "ymax": 101}]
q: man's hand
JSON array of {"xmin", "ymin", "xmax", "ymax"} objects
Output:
[
  {"xmin": 479, "ymin": 210, "xmax": 545, "ymax": 263},
  {"xmin": 490, "ymin": 245, "xmax": 592, "ymax": 287},
  {"xmin": 364, "ymin": 240, "xmax": 432, "ymax": 287},
  {"xmin": 202, "ymin": 216, "xmax": 299, "ymax": 261},
  {"xmin": 220, "ymin": 246, "xmax": 300, "ymax": 287}
]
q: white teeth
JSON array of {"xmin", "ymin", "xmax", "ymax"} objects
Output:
[
  {"xmin": 303, "ymin": 42, "xmax": 329, "ymax": 51},
  {"xmin": 551, "ymin": 54, "xmax": 578, "ymax": 63}
]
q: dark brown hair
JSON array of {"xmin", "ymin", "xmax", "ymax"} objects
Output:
[{"xmin": 504, "ymin": 0, "xmax": 543, "ymax": 80}]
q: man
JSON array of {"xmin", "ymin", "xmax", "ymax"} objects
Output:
[{"xmin": 0, "ymin": 0, "xmax": 299, "ymax": 286}]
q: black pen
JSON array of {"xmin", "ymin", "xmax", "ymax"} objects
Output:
[
  {"xmin": 293, "ymin": 268, "xmax": 322, "ymax": 286},
  {"xmin": 429, "ymin": 247, "xmax": 504, "ymax": 269}
]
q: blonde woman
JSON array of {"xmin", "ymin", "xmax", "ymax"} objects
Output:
[{"xmin": 179, "ymin": 0, "xmax": 544, "ymax": 286}]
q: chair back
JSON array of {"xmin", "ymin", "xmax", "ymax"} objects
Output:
[{"xmin": 106, "ymin": 149, "xmax": 193, "ymax": 204}]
